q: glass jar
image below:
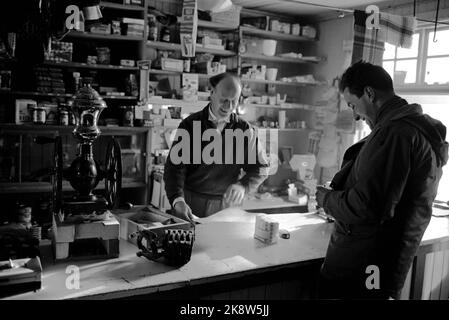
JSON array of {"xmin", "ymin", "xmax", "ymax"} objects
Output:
[{"xmin": 32, "ymin": 106, "xmax": 46, "ymax": 124}]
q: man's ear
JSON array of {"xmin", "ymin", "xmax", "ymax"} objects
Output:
[{"xmin": 364, "ymin": 86, "xmax": 375, "ymax": 103}]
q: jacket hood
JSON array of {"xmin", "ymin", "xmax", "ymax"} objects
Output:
[{"xmin": 387, "ymin": 101, "xmax": 448, "ymax": 167}]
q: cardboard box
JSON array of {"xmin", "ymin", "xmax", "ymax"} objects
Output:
[
  {"xmin": 161, "ymin": 58, "xmax": 184, "ymax": 72},
  {"xmin": 115, "ymin": 206, "xmax": 190, "ymax": 246},
  {"xmin": 15, "ymin": 99, "xmax": 36, "ymax": 124}
]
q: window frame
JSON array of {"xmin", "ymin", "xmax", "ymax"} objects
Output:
[{"xmin": 382, "ymin": 24, "xmax": 449, "ymax": 94}]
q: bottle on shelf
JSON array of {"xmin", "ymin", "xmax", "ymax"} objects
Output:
[
  {"xmin": 148, "ymin": 14, "xmax": 158, "ymax": 41},
  {"xmin": 160, "ymin": 27, "xmax": 170, "ymax": 42}
]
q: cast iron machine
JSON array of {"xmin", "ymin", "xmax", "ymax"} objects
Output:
[{"xmin": 37, "ymin": 85, "xmax": 122, "ymax": 259}]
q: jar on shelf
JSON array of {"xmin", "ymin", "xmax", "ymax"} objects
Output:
[
  {"xmin": 32, "ymin": 106, "xmax": 46, "ymax": 124},
  {"xmin": 59, "ymin": 110, "xmax": 69, "ymax": 126}
]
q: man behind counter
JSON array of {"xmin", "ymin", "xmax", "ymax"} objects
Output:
[
  {"xmin": 316, "ymin": 61, "xmax": 448, "ymax": 299},
  {"xmin": 164, "ymin": 72, "xmax": 269, "ymax": 221}
]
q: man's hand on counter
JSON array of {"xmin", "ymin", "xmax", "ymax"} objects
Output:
[
  {"xmin": 223, "ymin": 183, "xmax": 246, "ymax": 207},
  {"xmin": 316, "ymin": 186, "xmax": 331, "ymax": 208},
  {"xmin": 173, "ymin": 200, "xmax": 195, "ymax": 224}
]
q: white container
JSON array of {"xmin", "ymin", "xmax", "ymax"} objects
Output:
[
  {"xmin": 266, "ymin": 68, "xmax": 278, "ymax": 81},
  {"xmin": 261, "ymin": 40, "xmax": 277, "ymax": 56}
]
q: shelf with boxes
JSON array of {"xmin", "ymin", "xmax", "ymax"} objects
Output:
[
  {"xmin": 65, "ymin": 31, "xmax": 144, "ymax": 42},
  {"xmin": 42, "ymin": 61, "xmax": 138, "ymax": 71},
  {"xmin": 240, "ymin": 26, "xmax": 317, "ymax": 42},
  {"xmin": 2, "ymin": 91, "xmax": 138, "ymax": 101},
  {"xmin": 146, "ymin": 41, "xmax": 236, "ymax": 57},
  {"xmin": 100, "ymin": 1, "xmax": 145, "ymax": 12}
]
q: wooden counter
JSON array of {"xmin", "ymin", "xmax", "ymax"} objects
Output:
[{"xmin": 3, "ymin": 207, "xmax": 449, "ymax": 300}]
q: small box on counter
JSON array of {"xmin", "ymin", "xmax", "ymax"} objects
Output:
[{"xmin": 254, "ymin": 214, "xmax": 279, "ymax": 245}]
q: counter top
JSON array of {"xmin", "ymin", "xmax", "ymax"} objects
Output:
[{"xmin": 4, "ymin": 207, "xmax": 449, "ymax": 300}]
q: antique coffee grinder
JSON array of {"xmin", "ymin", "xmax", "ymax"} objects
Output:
[
  {"xmin": 36, "ymin": 85, "xmax": 122, "ymax": 259},
  {"xmin": 55, "ymin": 84, "xmax": 122, "ymax": 219}
]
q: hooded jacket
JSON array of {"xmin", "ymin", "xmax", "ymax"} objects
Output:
[{"xmin": 321, "ymin": 95, "xmax": 448, "ymax": 299}]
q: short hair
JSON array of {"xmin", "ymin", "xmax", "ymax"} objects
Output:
[
  {"xmin": 209, "ymin": 72, "xmax": 241, "ymax": 89},
  {"xmin": 339, "ymin": 60, "xmax": 394, "ymax": 97}
]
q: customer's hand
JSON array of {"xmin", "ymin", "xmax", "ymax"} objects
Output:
[
  {"xmin": 173, "ymin": 200, "xmax": 194, "ymax": 223},
  {"xmin": 316, "ymin": 186, "xmax": 331, "ymax": 208},
  {"xmin": 223, "ymin": 183, "xmax": 246, "ymax": 207}
]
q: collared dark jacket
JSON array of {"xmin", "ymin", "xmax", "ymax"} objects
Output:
[
  {"xmin": 321, "ymin": 96, "xmax": 448, "ymax": 299},
  {"xmin": 164, "ymin": 105, "xmax": 269, "ymax": 205}
]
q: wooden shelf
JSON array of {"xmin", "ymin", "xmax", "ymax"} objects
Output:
[
  {"xmin": 1, "ymin": 91, "xmax": 138, "ymax": 100},
  {"xmin": 241, "ymin": 78, "xmax": 321, "ymax": 87},
  {"xmin": 240, "ymin": 103, "xmax": 315, "ymax": 110},
  {"xmin": 197, "ymin": 20, "xmax": 238, "ymax": 31},
  {"xmin": 241, "ymin": 53, "xmax": 322, "ymax": 64},
  {"xmin": 146, "ymin": 41, "xmax": 236, "ymax": 56},
  {"xmin": 0, "ymin": 124, "xmax": 150, "ymax": 135},
  {"xmin": 42, "ymin": 61, "xmax": 138, "ymax": 71},
  {"xmin": 0, "ymin": 180, "xmax": 146, "ymax": 194},
  {"xmin": 149, "ymin": 69, "xmax": 211, "ymax": 79},
  {"xmin": 100, "ymin": 1, "xmax": 144, "ymax": 11},
  {"xmin": 66, "ymin": 31, "xmax": 143, "ymax": 42},
  {"xmin": 240, "ymin": 26, "xmax": 316, "ymax": 42},
  {"xmin": 147, "ymin": 98, "xmax": 208, "ymax": 109}
]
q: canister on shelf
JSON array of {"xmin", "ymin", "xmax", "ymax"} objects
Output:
[
  {"xmin": 59, "ymin": 110, "xmax": 69, "ymax": 126},
  {"xmin": 292, "ymin": 24, "xmax": 301, "ymax": 36},
  {"xmin": 183, "ymin": 59, "xmax": 191, "ymax": 72},
  {"xmin": 121, "ymin": 105, "xmax": 134, "ymax": 127},
  {"xmin": 32, "ymin": 106, "xmax": 46, "ymax": 124}
]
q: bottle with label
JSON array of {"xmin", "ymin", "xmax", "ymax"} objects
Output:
[
  {"xmin": 148, "ymin": 14, "xmax": 158, "ymax": 41},
  {"xmin": 160, "ymin": 27, "xmax": 170, "ymax": 42}
]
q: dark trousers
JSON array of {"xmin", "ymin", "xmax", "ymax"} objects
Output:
[
  {"xmin": 317, "ymin": 267, "xmax": 390, "ymax": 300},
  {"xmin": 184, "ymin": 189, "xmax": 224, "ymax": 218}
]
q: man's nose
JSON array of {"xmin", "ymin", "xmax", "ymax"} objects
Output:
[{"xmin": 353, "ymin": 110, "xmax": 360, "ymax": 121}]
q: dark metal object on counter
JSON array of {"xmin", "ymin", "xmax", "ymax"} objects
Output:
[{"xmin": 130, "ymin": 227, "xmax": 195, "ymax": 267}]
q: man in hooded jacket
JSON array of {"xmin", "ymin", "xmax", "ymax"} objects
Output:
[{"xmin": 316, "ymin": 61, "xmax": 448, "ymax": 299}]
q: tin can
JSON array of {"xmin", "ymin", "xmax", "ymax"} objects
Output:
[
  {"xmin": 183, "ymin": 59, "xmax": 191, "ymax": 72},
  {"xmin": 60, "ymin": 110, "xmax": 69, "ymax": 126},
  {"xmin": 33, "ymin": 107, "xmax": 46, "ymax": 124}
]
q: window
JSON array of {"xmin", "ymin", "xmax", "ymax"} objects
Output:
[
  {"xmin": 382, "ymin": 25, "xmax": 449, "ymax": 87},
  {"xmin": 383, "ymin": 33, "xmax": 420, "ymax": 84}
]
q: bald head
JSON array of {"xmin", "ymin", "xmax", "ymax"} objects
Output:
[{"xmin": 209, "ymin": 73, "xmax": 241, "ymax": 120}]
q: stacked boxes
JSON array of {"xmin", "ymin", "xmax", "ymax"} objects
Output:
[
  {"xmin": 254, "ymin": 214, "xmax": 279, "ymax": 244},
  {"xmin": 34, "ymin": 67, "xmax": 66, "ymax": 94},
  {"xmin": 45, "ymin": 40, "xmax": 73, "ymax": 63},
  {"xmin": 121, "ymin": 18, "xmax": 145, "ymax": 37}
]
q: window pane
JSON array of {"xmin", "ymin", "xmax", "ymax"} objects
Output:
[
  {"xmin": 383, "ymin": 42, "xmax": 396, "ymax": 59},
  {"xmin": 428, "ymin": 28, "xmax": 449, "ymax": 56},
  {"xmin": 383, "ymin": 61, "xmax": 394, "ymax": 80},
  {"xmin": 395, "ymin": 59, "xmax": 417, "ymax": 84},
  {"xmin": 425, "ymin": 57, "xmax": 449, "ymax": 85},
  {"xmin": 397, "ymin": 34, "xmax": 420, "ymax": 58}
]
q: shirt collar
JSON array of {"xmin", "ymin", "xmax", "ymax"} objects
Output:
[{"xmin": 208, "ymin": 105, "xmax": 231, "ymax": 123}]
